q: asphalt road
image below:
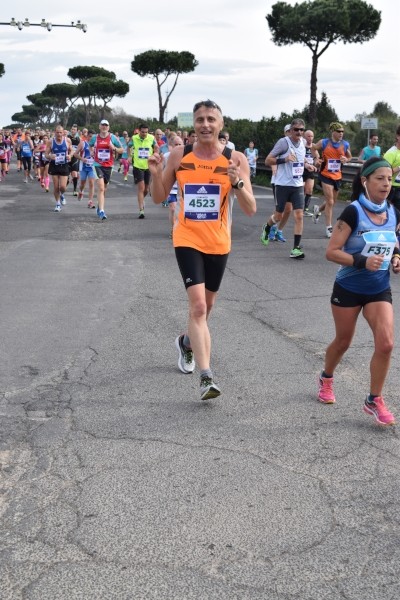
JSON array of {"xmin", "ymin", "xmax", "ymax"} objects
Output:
[{"xmin": 1, "ymin": 166, "xmax": 400, "ymax": 600}]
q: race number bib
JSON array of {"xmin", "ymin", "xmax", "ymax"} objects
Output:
[
  {"xmin": 292, "ymin": 161, "xmax": 304, "ymax": 180},
  {"xmin": 361, "ymin": 230, "xmax": 397, "ymax": 270},
  {"xmin": 85, "ymin": 157, "xmax": 94, "ymax": 167},
  {"xmin": 327, "ymin": 159, "xmax": 341, "ymax": 173},
  {"xmin": 184, "ymin": 184, "xmax": 221, "ymax": 221},
  {"xmin": 55, "ymin": 152, "xmax": 66, "ymax": 164},
  {"xmin": 98, "ymin": 149, "xmax": 110, "ymax": 162},
  {"xmin": 138, "ymin": 148, "xmax": 150, "ymax": 159}
]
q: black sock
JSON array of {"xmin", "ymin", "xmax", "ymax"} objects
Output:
[
  {"xmin": 367, "ymin": 394, "xmax": 378, "ymax": 404},
  {"xmin": 294, "ymin": 234, "xmax": 301, "ymax": 248},
  {"xmin": 322, "ymin": 371, "xmax": 333, "ymax": 378},
  {"xmin": 73, "ymin": 176, "xmax": 78, "ymax": 191},
  {"xmin": 304, "ymin": 194, "xmax": 311, "ymax": 210}
]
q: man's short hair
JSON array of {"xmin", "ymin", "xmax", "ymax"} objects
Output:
[
  {"xmin": 193, "ymin": 100, "xmax": 222, "ymax": 114},
  {"xmin": 290, "ymin": 118, "xmax": 305, "ymax": 128}
]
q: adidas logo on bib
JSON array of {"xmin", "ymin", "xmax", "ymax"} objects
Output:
[{"xmin": 196, "ymin": 186, "xmax": 208, "ymax": 194}]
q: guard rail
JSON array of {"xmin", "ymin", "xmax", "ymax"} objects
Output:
[{"xmin": 256, "ymin": 159, "xmax": 362, "ymax": 184}]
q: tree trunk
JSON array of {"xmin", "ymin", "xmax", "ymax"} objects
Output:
[
  {"xmin": 309, "ymin": 52, "xmax": 318, "ymax": 127},
  {"xmin": 159, "ymin": 104, "xmax": 165, "ymax": 124},
  {"xmin": 155, "ymin": 76, "xmax": 164, "ymax": 123}
]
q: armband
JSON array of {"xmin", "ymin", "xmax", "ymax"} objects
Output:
[
  {"xmin": 276, "ymin": 157, "xmax": 285, "ymax": 165},
  {"xmin": 352, "ymin": 253, "xmax": 367, "ymax": 269}
]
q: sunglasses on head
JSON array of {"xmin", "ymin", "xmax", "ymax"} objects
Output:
[
  {"xmin": 193, "ymin": 100, "xmax": 222, "ymax": 113},
  {"xmin": 293, "ymin": 127, "xmax": 304, "ymax": 132}
]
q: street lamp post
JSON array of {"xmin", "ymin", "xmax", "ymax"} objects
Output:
[{"xmin": 0, "ymin": 18, "xmax": 88, "ymax": 32}]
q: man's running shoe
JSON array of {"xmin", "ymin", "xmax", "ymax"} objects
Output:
[
  {"xmin": 363, "ymin": 396, "xmax": 395, "ymax": 425},
  {"xmin": 78, "ymin": 191, "xmax": 83, "ymax": 201},
  {"xmin": 200, "ymin": 376, "xmax": 221, "ymax": 401},
  {"xmin": 60, "ymin": 194, "xmax": 66, "ymax": 205},
  {"xmin": 268, "ymin": 225, "xmax": 277, "ymax": 241},
  {"xmin": 312, "ymin": 204, "xmax": 320, "ymax": 223},
  {"xmin": 54, "ymin": 203, "xmax": 61, "ymax": 212},
  {"xmin": 326, "ymin": 226, "xmax": 333, "ymax": 238},
  {"xmin": 98, "ymin": 210, "xmax": 107, "ymax": 220},
  {"xmin": 260, "ymin": 223, "xmax": 270, "ymax": 246},
  {"xmin": 275, "ymin": 230, "xmax": 286, "ymax": 242},
  {"xmin": 175, "ymin": 335, "xmax": 195, "ymax": 373},
  {"xmin": 290, "ymin": 247, "xmax": 305, "ymax": 259},
  {"xmin": 124, "ymin": 175, "xmax": 128, "ymax": 181},
  {"xmin": 303, "ymin": 208, "xmax": 313, "ymax": 217},
  {"xmin": 138, "ymin": 209, "xmax": 145, "ymax": 219},
  {"xmin": 73, "ymin": 191, "xmax": 78, "ymax": 197},
  {"xmin": 88, "ymin": 200, "xmax": 95, "ymax": 209},
  {"xmin": 317, "ymin": 373, "xmax": 336, "ymax": 404}
]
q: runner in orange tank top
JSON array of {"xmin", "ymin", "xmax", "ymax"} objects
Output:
[
  {"xmin": 312, "ymin": 122, "xmax": 352, "ymax": 238},
  {"xmin": 148, "ymin": 100, "xmax": 256, "ymax": 401}
]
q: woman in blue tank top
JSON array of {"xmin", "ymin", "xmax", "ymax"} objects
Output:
[{"xmin": 316, "ymin": 157, "xmax": 400, "ymax": 426}]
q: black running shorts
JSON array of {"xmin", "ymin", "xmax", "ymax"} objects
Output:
[{"xmin": 175, "ymin": 247, "xmax": 229, "ymax": 292}]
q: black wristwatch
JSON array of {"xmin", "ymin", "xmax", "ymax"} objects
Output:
[{"xmin": 232, "ymin": 179, "xmax": 244, "ymax": 189}]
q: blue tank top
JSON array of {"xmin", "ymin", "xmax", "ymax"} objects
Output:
[
  {"xmin": 80, "ymin": 141, "xmax": 94, "ymax": 172},
  {"xmin": 51, "ymin": 137, "xmax": 68, "ymax": 165},
  {"xmin": 20, "ymin": 141, "xmax": 32, "ymax": 158},
  {"xmin": 336, "ymin": 200, "xmax": 397, "ymax": 294}
]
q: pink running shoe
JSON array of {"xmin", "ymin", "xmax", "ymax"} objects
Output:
[
  {"xmin": 317, "ymin": 373, "xmax": 336, "ymax": 404},
  {"xmin": 363, "ymin": 396, "xmax": 395, "ymax": 425}
]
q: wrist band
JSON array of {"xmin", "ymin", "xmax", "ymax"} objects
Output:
[
  {"xmin": 353, "ymin": 253, "xmax": 367, "ymax": 269},
  {"xmin": 276, "ymin": 157, "xmax": 285, "ymax": 165}
]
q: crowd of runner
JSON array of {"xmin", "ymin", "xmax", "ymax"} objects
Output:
[{"xmin": 2, "ymin": 114, "xmax": 400, "ymax": 423}]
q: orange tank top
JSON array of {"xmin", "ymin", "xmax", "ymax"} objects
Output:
[
  {"xmin": 320, "ymin": 139, "xmax": 347, "ymax": 181},
  {"xmin": 174, "ymin": 146, "xmax": 234, "ymax": 254}
]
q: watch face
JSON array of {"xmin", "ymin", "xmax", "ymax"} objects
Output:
[{"xmin": 237, "ymin": 179, "xmax": 244, "ymax": 189}]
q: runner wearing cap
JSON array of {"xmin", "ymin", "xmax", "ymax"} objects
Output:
[{"xmin": 88, "ymin": 120, "xmax": 123, "ymax": 220}]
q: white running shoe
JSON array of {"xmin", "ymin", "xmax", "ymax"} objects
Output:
[
  {"xmin": 175, "ymin": 335, "xmax": 195, "ymax": 373},
  {"xmin": 200, "ymin": 376, "xmax": 221, "ymax": 401},
  {"xmin": 312, "ymin": 204, "xmax": 320, "ymax": 224}
]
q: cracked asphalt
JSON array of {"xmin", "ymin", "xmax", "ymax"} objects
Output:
[{"xmin": 1, "ymin": 168, "xmax": 400, "ymax": 600}]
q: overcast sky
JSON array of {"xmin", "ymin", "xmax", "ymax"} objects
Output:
[{"xmin": 0, "ymin": 0, "xmax": 397, "ymax": 127}]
